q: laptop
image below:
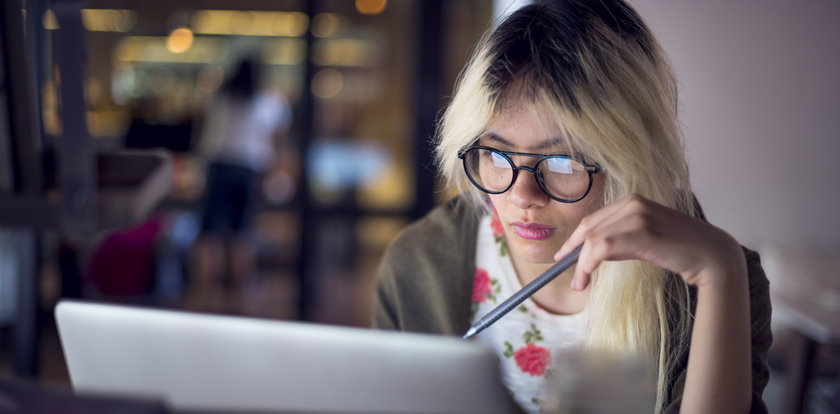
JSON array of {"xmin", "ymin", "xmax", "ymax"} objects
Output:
[{"xmin": 55, "ymin": 300, "xmax": 512, "ymax": 413}]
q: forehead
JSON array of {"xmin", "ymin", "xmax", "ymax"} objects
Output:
[
  {"xmin": 482, "ymin": 98, "xmax": 571, "ymax": 152},
  {"xmin": 478, "ymin": 132, "xmax": 567, "ymax": 153}
]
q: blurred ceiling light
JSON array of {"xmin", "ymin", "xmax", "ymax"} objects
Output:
[
  {"xmin": 355, "ymin": 0, "xmax": 388, "ymax": 15},
  {"xmin": 166, "ymin": 27, "xmax": 194, "ymax": 54},
  {"xmin": 191, "ymin": 10, "xmax": 308, "ymax": 37},
  {"xmin": 313, "ymin": 38, "xmax": 382, "ymax": 67},
  {"xmin": 43, "ymin": 8, "xmax": 137, "ymax": 32},
  {"xmin": 263, "ymin": 39, "xmax": 305, "ymax": 65},
  {"xmin": 312, "ymin": 69, "xmax": 344, "ymax": 99},
  {"xmin": 116, "ymin": 36, "xmax": 227, "ymax": 64},
  {"xmin": 42, "ymin": 10, "xmax": 59, "ymax": 30},
  {"xmin": 229, "ymin": 11, "xmax": 254, "ymax": 34},
  {"xmin": 83, "ymin": 9, "xmax": 137, "ymax": 32},
  {"xmin": 312, "ymin": 13, "xmax": 343, "ymax": 38}
]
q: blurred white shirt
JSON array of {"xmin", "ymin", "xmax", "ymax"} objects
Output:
[{"xmin": 199, "ymin": 90, "xmax": 292, "ymax": 171}]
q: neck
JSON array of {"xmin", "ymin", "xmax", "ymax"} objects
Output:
[{"xmin": 509, "ymin": 254, "xmax": 588, "ymax": 315}]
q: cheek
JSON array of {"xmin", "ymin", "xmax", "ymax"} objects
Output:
[
  {"xmin": 486, "ymin": 194, "xmax": 506, "ymax": 218},
  {"xmin": 583, "ymin": 174, "xmax": 606, "ymax": 212},
  {"xmin": 561, "ymin": 198, "xmax": 601, "ymax": 230},
  {"xmin": 548, "ymin": 204, "xmax": 593, "ymax": 235},
  {"xmin": 579, "ymin": 189, "xmax": 604, "ymax": 216},
  {"xmin": 546, "ymin": 185, "xmax": 605, "ymax": 233},
  {"xmin": 487, "ymin": 180, "xmax": 605, "ymax": 231}
]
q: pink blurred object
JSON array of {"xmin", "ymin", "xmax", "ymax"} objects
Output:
[{"xmin": 86, "ymin": 216, "xmax": 163, "ymax": 295}]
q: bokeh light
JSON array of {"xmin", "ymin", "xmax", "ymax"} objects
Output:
[
  {"xmin": 166, "ymin": 27, "xmax": 194, "ymax": 54},
  {"xmin": 355, "ymin": 0, "xmax": 387, "ymax": 16}
]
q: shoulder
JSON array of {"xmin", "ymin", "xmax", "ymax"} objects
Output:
[
  {"xmin": 380, "ymin": 197, "xmax": 481, "ymax": 280},
  {"xmin": 386, "ymin": 196, "xmax": 480, "ymax": 257},
  {"xmin": 742, "ymin": 247, "xmax": 769, "ymax": 291},
  {"xmin": 738, "ymin": 246, "xmax": 774, "ymax": 413},
  {"xmin": 738, "ymin": 245, "xmax": 772, "ymax": 328},
  {"xmin": 374, "ymin": 196, "xmax": 482, "ymax": 334},
  {"xmin": 740, "ymin": 244, "xmax": 772, "ymax": 348}
]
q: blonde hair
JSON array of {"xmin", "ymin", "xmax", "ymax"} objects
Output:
[{"xmin": 435, "ymin": 1, "xmax": 695, "ymax": 410}]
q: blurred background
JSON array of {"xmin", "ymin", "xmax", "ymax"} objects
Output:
[
  {"xmin": 0, "ymin": 0, "xmax": 501, "ymax": 392},
  {"xmin": 0, "ymin": 0, "xmax": 838, "ymax": 413}
]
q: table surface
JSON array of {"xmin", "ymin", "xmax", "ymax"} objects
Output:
[
  {"xmin": 772, "ymin": 288, "xmax": 840, "ymax": 345},
  {"xmin": 761, "ymin": 246, "xmax": 840, "ymax": 344}
]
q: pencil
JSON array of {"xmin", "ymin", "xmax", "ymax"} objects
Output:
[{"xmin": 462, "ymin": 244, "xmax": 583, "ymax": 340}]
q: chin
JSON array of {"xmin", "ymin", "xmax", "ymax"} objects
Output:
[{"xmin": 510, "ymin": 241, "xmax": 557, "ymax": 265}]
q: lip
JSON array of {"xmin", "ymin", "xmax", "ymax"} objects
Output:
[{"xmin": 511, "ymin": 222, "xmax": 556, "ymax": 240}]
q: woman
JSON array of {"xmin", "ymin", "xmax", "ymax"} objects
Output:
[
  {"xmin": 373, "ymin": 1, "xmax": 771, "ymax": 413},
  {"xmin": 193, "ymin": 57, "xmax": 291, "ymax": 301}
]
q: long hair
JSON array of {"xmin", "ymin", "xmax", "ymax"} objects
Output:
[
  {"xmin": 221, "ymin": 57, "xmax": 260, "ymax": 100},
  {"xmin": 435, "ymin": 0, "xmax": 695, "ymax": 410}
]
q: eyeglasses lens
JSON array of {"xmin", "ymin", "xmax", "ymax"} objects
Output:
[{"xmin": 464, "ymin": 147, "xmax": 590, "ymax": 201}]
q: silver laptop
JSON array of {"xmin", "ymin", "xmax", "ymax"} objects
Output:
[{"xmin": 55, "ymin": 300, "xmax": 511, "ymax": 413}]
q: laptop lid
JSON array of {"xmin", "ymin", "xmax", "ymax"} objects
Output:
[{"xmin": 55, "ymin": 300, "xmax": 511, "ymax": 413}]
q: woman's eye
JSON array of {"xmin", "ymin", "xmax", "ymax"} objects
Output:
[
  {"xmin": 546, "ymin": 158, "xmax": 574, "ymax": 174},
  {"xmin": 490, "ymin": 152, "xmax": 509, "ymax": 167}
]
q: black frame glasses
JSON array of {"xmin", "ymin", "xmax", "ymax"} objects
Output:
[{"xmin": 457, "ymin": 145, "xmax": 602, "ymax": 203}]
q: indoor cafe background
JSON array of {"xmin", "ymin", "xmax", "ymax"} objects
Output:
[{"xmin": 0, "ymin": 0, "xmax": 838, "ymax": 413}]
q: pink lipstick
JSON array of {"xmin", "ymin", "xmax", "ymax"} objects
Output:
[{"xmin": 511, "ymin": 223, "xmax": 555, "ymax": 240}]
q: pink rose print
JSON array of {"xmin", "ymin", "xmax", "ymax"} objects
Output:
[
  {"xmin": 514, "ymin": 343, "xmax": 551, "ymax": 376},
  {"xmin": 490, "ymin": 215, "xmax": 504, "ymax": 238},
  {"xmin": 472, "ymin": 268, "xmax": 493, "ymax": 303},
  {"xmin": 489, "ymin": 214, "xmax": 509, "ymax": 256}
]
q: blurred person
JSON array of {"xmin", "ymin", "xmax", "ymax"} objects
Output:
[
  {"xmin": 373, "ymin": 1, "xmax": 771, "ymax": 413},
  {"xmin": 192, "ymin": 57, "xmax": 292, "ymax": 310}
]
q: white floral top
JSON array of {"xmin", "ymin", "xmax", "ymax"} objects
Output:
[{"xmin": 471, "ymin": 213, "xmax": 589, "ymax": 414}]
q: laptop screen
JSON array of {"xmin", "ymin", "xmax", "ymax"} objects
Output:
[{"xmin": 55, "ymin": 300, "xmax": 511, "ymax": 413}]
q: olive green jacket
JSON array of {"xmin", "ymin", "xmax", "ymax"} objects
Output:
[{"xmin": 373, "ymin": 197, "xmax": 772, "ymax": 413}]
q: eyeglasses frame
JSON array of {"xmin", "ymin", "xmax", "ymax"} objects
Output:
[{"xmin": 457, "ymin": 145, "xmax": 602, "ymax": 203}]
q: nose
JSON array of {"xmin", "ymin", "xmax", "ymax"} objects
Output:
[{"xmin": 507, "ymin": 166, "xmax": 548, "ymax": 209}]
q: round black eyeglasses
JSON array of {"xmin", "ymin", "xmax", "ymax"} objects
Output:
[{"xmin": 457, "ymin": 145, "xmax": 602, "ymax": 203}]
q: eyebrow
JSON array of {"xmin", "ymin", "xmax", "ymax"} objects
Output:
[{"xmin": 480, "ymin": 132, "xmax": 568, "ymax": 152}]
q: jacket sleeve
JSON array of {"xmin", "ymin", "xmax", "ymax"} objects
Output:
[
  {"xmin": 664, "ymin": 248, "xmax": 773, "ymax": 413},
  {"xmin": 370, "ymin": 197, "xmax": 479, "ymax": 336},
  {"xmin": 372, "ymin": 235, "xmax": 404, "ymax": 331}
]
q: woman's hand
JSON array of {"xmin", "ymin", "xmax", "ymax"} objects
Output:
[
  {"xmin": 556, "ymin": 194, "xmax": 754, "ymax": 412},
  {"xmin": 554, "ymin": 194, "xmax": 747, "ymax": 291}
]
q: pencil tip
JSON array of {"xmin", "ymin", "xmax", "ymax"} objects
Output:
[{"xmin": 462, "ymin": 327, "xmax": 477, "ymax": 340}]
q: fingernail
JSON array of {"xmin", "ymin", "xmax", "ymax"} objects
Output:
[{"xmin": 570, "ymin": 279, "xmax": 580, "ymax": 291}]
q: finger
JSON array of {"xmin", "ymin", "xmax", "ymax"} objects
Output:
[
  {"xmin": 569, "ymin": 241, "xmax": 594, "ymax": 291},
  {"xmin": 554, "ymin": 202, "xmax": 622, "ymax": 260},
  {"xmin": 569, "ymin": 221, "xmax": 655, "ymax": 291}
]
